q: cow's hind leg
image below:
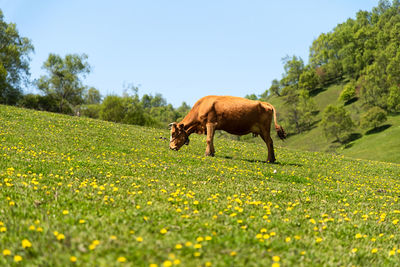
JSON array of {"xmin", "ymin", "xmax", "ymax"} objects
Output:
[
  {"xmin": 205, "ymin": 123, "xmax": 216, "ymax": 156},
  {"xmin": 260, "ymin": 131, "xmax": 276, "ymax": 163}
]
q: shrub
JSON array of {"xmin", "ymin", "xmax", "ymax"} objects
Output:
[
  {"xmin": 81, "ymin": 104, "xmax": 101, "ymax": 119},
  {"xmin": 339, "ymin": 80, "xmax": 356, "ymax": 102},
  {"xmin": 320, "ymin": 105, "xmax": 354, "ymax": 143},
  {"xmin": 360, "ymin": 106, "xmax": 387, "ymax": 130}
]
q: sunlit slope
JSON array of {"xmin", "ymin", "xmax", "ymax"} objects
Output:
[
  {"xmin": 1, "ymin": 105, "xmax": 400, "ymax": 266},
  {"xmin": 267, "ymin": 84, "xmax": 400, "ymax": 163}
]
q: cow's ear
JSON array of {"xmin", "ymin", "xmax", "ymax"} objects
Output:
[
  {"xmin": 169, "ymin": 122, "xmax": 176, "ymax": 129},
  {"xmin": 179, "ymin": 124, "xmax": 184, "ymax": 130}
]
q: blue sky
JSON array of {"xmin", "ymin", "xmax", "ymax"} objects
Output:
[{"xmin": 1, "ymin": 0, "xmax": 378, "ymax": 107}]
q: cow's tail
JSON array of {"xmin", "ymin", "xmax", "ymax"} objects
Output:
[{"xmin": 271, "ymin": 105, "xmax": 286, "ymax": 140}]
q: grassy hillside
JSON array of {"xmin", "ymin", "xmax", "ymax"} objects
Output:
[
  {"xmin": 266, "ymin": 84, "xmax": 400, "ymax": 164},
  {"xmin": 1, "ymin": 105, "xmax": 400, "ymax": 266}
]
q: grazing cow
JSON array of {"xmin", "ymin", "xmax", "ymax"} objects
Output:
[{"xmin": 169, "ymin": 95, "xmax": 286, "ymax": 163}]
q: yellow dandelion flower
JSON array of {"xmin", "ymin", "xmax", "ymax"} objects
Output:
[
  {"xmin": 62, "ymin": 210, "xmax": 69, "ymax": 215},
  {"xmin": 22, "ymin": 239, "xmax": 32, "ymax": 248},
  {"xmin": 14, "ymin": 255, "xmax": 22, "ymax": 262},
  {"xmin": 230, "ymin": 251, "xmax": 237, "ymax": 256},
  {"xmin": 79, "ymin": 219, "xmax": 86, "ymax": 224},
  {"xmin": 136, "ymin": 236, "xmax": 143, "ymax": 242},
  {"xmin": 371, "ymin": 248, "xmax": 378, "ymax": 254},
  {"xmin": 175, "ymin": 244, "xmax": 182, "ymax": 249},
  {"xmin": 163, "ymin": 260, "xmax": 173, "ymax": 267},
  {"xmin": 117, "ymin": 257, "xmax": 127, "ymax": 263},
  {"xmin": 0, "ymin": 226, "xmax": 6, "ymax": 232},
  {"xmin": 3, "ymin": 249, "xmax": 11, "ymax": 256},
  {"xmin": 173, "ymin": 259, "xmax": 181, "ymax": 265},
  {"xmin": 272, "ymin": 256, "xmax": 280, "ymax": 262},
  {"xmin": 160, "ymin": 228, "xmax": 168, "ymax": 234},
  {"xmin": 194, "ymin": 243, "xmax": 202, "ymax": 249},
  {"xmin": 149, "ymin": 264, "xmax": 158, "ymax": 267},
  {"xmin": 355, "ymin": 233, "xmax": 362, "ymax": 239},
  {"xmin": 351, "ymin": 248, "xmax": 358, "ymax": 253},
  {"xmin": 272, "ymin": 263, "xmax": 280, "ymax": 267},
  {"xmin": 196, "ymin": 236, "xmax": 204, "ymax": 242},
  {"xmin": 70, "ymin": 256, "xmax": 77, "ymax": 262},
  {"xmin": 57, "ymin": 233, "xmax": 65, "ymax": 240}
]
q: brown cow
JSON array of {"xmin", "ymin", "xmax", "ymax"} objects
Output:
[{"xmin": 169, "ymin": 95, "xmax": 286, "ymax": 163}]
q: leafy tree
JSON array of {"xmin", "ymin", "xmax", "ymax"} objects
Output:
[
  {"xmin": 339, "ymin": 80, "xmax": 357, "ymax": 103},
  {"xmin": 176, "ymin": 102, "xmax": 191, "ymax": 117},
  {"xmin": 280, "ymin": 56, "xmax": 304, "ymax": 95},
  {"xmin": 37, "ymin": 53, "xmax": 91, "ymax": 113},
  {"xmin": 387, "ymin": 85, "xmax": 400, "ymax": 112},
  {"xmin": 99, "ymin": 95, "xmax": 125, "ymax": 123},
  {"xmin": 268, "ymin": 79, "xmax": 281, "ymax": 97},
  {"xmin": 85, "ymin": 87, "xmax": 101, "ymax": 104},
  {"xmin": 0, "ymin": 9, "xmax": 34, "ymax": 105},
  {"xmin": 18, "ymin": 93, "xmax": 59, "ymax": 112},
  {"xmin": 360, "ymin": 106, "xmax": 387, "ymax": 130},
  {"xmin": 283, "ymin": 90, "xmax": 317, "ymax": 133},
  {"xmin": 320, "ymin": 105, "xmax": 354, "ymax": 143},
  {"xmin": 81, "ymin": 104, "xmax": 101, "ymax": 119},
  {"xmin": 245, "ymin": 94, "xmax": 258, "ymax": 100},
  {"xmin": 298, "ymin": 66, "xmax": 320, "ymax": 92}
]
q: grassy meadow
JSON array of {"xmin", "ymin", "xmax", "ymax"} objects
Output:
[{"xmin": 1, "ymin": 104, "xmax": 400, "ymax": 266}]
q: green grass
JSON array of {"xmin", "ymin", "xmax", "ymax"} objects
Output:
[{"xmin": 1, "ymin": 104, "xmax": 400, "ymax": 266}]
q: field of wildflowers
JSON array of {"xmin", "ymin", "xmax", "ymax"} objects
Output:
[{"xmin": 1, "ymin": 104, "xmax": 400, "ymax": 266}]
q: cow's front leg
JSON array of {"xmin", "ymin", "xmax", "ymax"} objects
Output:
[{"xmin": 205, "ymin": 123, "xmax": 216, "ymax": 156}]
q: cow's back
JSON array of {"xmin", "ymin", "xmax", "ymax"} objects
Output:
[{"xmin": 193, "ymin": 96, "xmax": 273, "ymax": 135}]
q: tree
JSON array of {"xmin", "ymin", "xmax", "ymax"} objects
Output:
[
  {"xmin": 84, "ymin": 87, "xmax": 101, "ymax": 104},
  {"xmin": 100, "ymin": 95, "xmax": 125, "ymax": 123},
  {"xmin": 37, "ymin": 53, "xmax": 91, "ymax": 113},
  {"xmin": 280, "ymin": 55, "xmax": 304, "ymax": 95},
  {"xmin": 268, "ymin": 79, "xmax": 281, "ymax": 97},
  {"xmin": 360, "ymin": 106, "xmax": 387, "ymax": 130},
  {"xmin": 283, "ymin": 90, "xmax": 317, "ymax": 133},
  {"xmin": 0, "ymin": 9, "xmax": 34, "ymax": 105},
  {"xmin": 320, "ymin": 105, "xmax": 354, "ymax": 143},
  {"xmin": 245, "ymin": 93, "xmax": 258, "ymax": 100},
  {"xmin": 299, "ymin": 66, "xmax": 320, "ymax": 92},
  {"xmin": 339, "ymin": 80, "xmax": 357, "ymax": 103}
]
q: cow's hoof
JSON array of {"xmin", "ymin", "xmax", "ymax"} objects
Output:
[{"xmin": 205, "ymin": 153, "xmax": 215, "ymax": 157}]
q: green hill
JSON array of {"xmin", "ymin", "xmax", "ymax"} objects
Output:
[
  {"xmin": 265, "ymin": 83, "xmax": 400, "ymax": 164},
  {"xmin": 1, "ymin": 105, "xmax": 400, "ymax": 266},
  {"xmin": 258, "ymin": 1, "xmax": 400, "ymax": 164}
]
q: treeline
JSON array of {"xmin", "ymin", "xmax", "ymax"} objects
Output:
[
  {"xmin": 0, "ymin": 10, "xmax": 189, "ymax": 128},
  {"xmin": 247, "ymin": 0, "xmax": 400, "ymax": 142}
]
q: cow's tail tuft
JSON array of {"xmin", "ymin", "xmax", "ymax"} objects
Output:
[{"xmin": 272, "ymin": 105, "xmax": 286, "ymax": 140}]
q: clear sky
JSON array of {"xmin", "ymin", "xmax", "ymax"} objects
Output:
[{"xmin": 1, "ymin": 0, "xmax": 378, "ymax": 107}]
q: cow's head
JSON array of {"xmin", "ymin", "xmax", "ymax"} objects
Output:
[{"xmin": 169, "ymin": 122, "xmax": 189, "ymax": 151}]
